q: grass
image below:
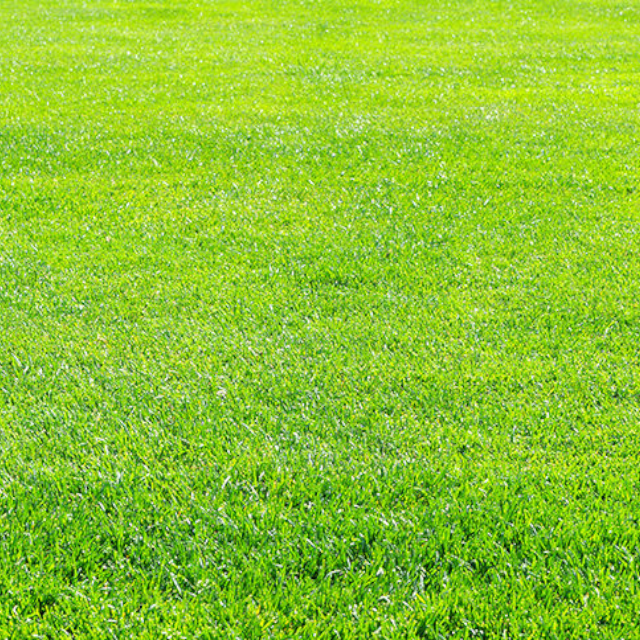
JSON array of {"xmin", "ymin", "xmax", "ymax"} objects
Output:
[{"xmin": 1, "ymin": 0, "xmax": 640, "ymax": 637}]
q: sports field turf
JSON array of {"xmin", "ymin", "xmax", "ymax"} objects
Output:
[{"xmin": 1, "ymin": 0, "xmax": 639, "ymax": 637}]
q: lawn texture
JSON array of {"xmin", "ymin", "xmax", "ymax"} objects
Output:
[{"xmin": 1, "ymin": 0, "xmax": 640, "ymax": 637}]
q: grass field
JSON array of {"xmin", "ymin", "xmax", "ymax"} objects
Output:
[{"xmin": 1, "ymin": 0, "xmax": 640, "ymax": 637}]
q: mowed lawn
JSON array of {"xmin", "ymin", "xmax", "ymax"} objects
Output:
[{"xmin": 1, "ymin": 0, "xmax": 640, "ymax": 637}]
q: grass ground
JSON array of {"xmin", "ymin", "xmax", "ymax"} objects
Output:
[{"xmin": 1, "ymin": 0, "xmax": 640, "ymax": 637}]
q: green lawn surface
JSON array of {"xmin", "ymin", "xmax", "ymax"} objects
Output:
[{"xmin": 1, "ymin": 0, "xmax": 640, "ymax": 637}]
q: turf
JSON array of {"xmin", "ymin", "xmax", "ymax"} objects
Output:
[{"xmin": 1, "ymin": 0, "xmax": 640, "ymax": 637}]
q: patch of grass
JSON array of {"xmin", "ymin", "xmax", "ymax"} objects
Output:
[{"xmin": 1, "ymin": 0, "xmax": 640, "ymax": 637}]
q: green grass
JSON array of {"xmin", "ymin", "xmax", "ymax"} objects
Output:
[{"xmin": 1, "ymin": 0, "xmax": 640, "ymax": 637}]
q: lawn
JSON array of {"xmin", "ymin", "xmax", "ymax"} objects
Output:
[{"xmin": 1, "ymin": 0, "xmax": 640, "ymax": 637}]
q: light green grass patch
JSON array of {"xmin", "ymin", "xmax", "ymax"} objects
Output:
[{"xmin": 1, "ymin": 0, "xmax": 640, "ymax": 638}]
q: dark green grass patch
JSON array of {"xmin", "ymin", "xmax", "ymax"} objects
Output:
[{"xmin": 1, "ymin": 0, "xmax": 640, "ymax": 637}]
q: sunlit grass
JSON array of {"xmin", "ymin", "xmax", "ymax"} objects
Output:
[{"xmin": 1, "ymin": 0, "xmax": 640, "ymax": 637}]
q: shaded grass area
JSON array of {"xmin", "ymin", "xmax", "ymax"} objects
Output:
[{"xmin": 1, "ymin": 0, "xmax": 640, "ymax": 637}]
